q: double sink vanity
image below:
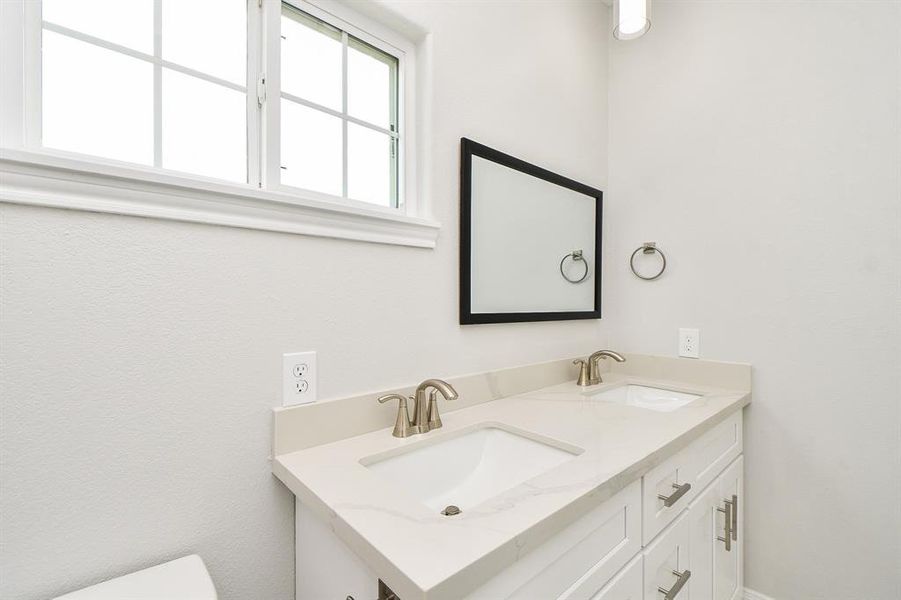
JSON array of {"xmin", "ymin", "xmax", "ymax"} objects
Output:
[{"xmin": 272, "ymin": 353, "xmax": 750, "ymax": 600}]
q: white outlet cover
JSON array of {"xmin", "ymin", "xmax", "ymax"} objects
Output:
[
  {"xmin": 283, "ymin": 351, "xmax": 317, "ymax": 406},
  {"xmin": 679, "ymin": 328, "xmax": 700, "ymax": 359}
]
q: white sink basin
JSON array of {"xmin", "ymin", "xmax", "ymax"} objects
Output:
[
  {"xmin": 589, "ymin": 384, "xmax": 701, "ymax": 412},
  {"xmin": 361, "ymin": 424, "xmax": 581, "ymax": 513}
]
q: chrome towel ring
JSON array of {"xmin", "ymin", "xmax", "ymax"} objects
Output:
[
  {"xmin": 630, "ymin": 242, "xmax": 667, "ymax": 280},
  {"xmin": 560, "ymin": 249, "xmax": 590, "ymax": 283}
]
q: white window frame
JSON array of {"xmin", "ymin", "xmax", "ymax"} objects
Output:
[
  {"xmin": 0, "ymin": 0, "xmax": 437, "ymax": 248},
  {"xmin": 273, "ymin": 1, "xmax": 403, "ymax": 209}
]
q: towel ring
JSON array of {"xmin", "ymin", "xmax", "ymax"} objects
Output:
[
  {"xmin": 560, "ymin": 249, "xmax": 590, "ymax": 284},
  {"xmin": 630, "ymin": 242, "xmax": 667, "ymax": 280}
]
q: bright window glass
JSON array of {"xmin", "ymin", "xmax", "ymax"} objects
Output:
[
  {"xmin": 281, "ymin": 9, "xmax": 342, "ymax": 111},
  {"xmin": 347, "ymin": 38, "xmax": 395, "ymax": 130},
  {"xmin": 348, "ymin": 123, "xmax": 392, "ymax": 206},
  {"xmin": 42, "ymin": 30, "xmax": 153, "ymax": 165},
  {"xmin": 281, "ymin": 101, "xmax": 343, "ymax": 197},
  {"xmin": 162, "ymin": 70, "xmax": 246, "ymax": 182},
  {"xmin": 279, "ymin": 3, "xmax": 400, "ymax": 207},
  {"xmin": 39, "ymin": 0, "xmax": 248, "ymax": 183},
  {"xmin": 42, "ymin": 0, "xmax": 153, "ymax": 53},
  {"xmin": 162, "ymin": 0, "xmax": 246, "ymax": 85}
]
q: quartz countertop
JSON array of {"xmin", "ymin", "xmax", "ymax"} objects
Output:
[{"xmin": 272, "ymin": 372, "xmax": 750, "ymax": 600}]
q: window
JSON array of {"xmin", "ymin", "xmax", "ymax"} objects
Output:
[
  {"xmin": 279, "ymin": 6, "xmax": 399, "ymax": 207},
  {"xmin": 1, "ymin": 0, "xmax": 424, "ymax": 237},
  {"xmin": 40, "ymin": 0, "xmax": 248, "ymax": 183}
]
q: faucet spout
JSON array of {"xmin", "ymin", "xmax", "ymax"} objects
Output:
[
  {"xmin": 587, "ymin": 350, "xmax": 626, "ymax": 385},
  {"xmin": 412, "ymin": 379, "xmax": 458, "ymax": 433},
  {"xmin": 416, "ymin": 378, "xmax": 459, "ymax": 401},
  {"xmin": 589, "ymin": 350, "xmax": 626, "ymax": 363}
]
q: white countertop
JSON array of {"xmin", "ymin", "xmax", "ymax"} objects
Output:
[{"xmin": 273, "ymin": 372, "xmax": 750, "ymax": 600}]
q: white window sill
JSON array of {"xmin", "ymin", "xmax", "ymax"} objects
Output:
[{"xmin": 0, "ymin": 148, "xmax": 441, "ymax": 248}]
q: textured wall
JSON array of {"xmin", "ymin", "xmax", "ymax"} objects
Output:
[
  {"xmin": 0, "ymin": 1, "xmax": 610, "ymax": 599},
  {"xmin": 605, "ymin": 2, "xmax": 901, "ymax": 598}
]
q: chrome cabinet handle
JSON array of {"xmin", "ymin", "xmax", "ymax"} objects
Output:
[
  {"xmin": 658, "ymin": 482, "xmax": 691, "ymax": 507},
  {"xmin": 658, "ymin": 569, "xmax": 691, "ymax": 600},
  {"xmin": 731, "ymin": 493, "xmax": 738, "ymax": 541},
  {"xmin": 717, "ymin": 497, "xmax": 733, "ymax": 551}
]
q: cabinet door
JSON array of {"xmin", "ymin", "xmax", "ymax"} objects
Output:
[
  {"xmin": 586, "ymin": 555, "xmax": 642, "ymax": 600},
  {"xmin": 643, "ymin": 512, "xmax": 691, "ymax": 600},
  {"xmin": 714, "ymin": 457, "xmax": 743, "ymax": 600},
  {"xmin": 687, "ymin": 478, "xmax": 720, "ymax": 600}
]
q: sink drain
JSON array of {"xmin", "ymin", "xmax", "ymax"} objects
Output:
[{"xmin": 441, "ymin": 505, "xmax": 461, "ymax": 516}]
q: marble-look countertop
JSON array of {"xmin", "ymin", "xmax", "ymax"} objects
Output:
[{"xmin": 273, "ymin": 372, "xmax": 750, "ymax": 600}]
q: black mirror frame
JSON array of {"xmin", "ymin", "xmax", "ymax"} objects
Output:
[{"xmin": 459, "ymin": 138, "xmax": 603, "ymax": 325}]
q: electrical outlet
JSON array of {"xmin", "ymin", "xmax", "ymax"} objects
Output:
[
  {"xmin": 679, "ymin": 328, "xmax": 700, "ymax": 358},
  {"xmin": 283, "ymin": 351, "xmax": 317, "ymax": 406}
]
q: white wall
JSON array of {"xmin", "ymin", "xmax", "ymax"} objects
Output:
[
  {"xmin": 605, "ymin": 2, "xmax": 900, "ymax": 598},
  {"xmin": 0, "ymin": 2, "xmax": 610, "ymax": 599}
]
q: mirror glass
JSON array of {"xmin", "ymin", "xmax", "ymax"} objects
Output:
[{"xmin": 460, "ymin": 139, "xmax": 602, "ymax": 324}]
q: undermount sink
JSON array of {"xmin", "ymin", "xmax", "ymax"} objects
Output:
[
  {"xmin": 361, "ymin": 424, "xmax": 581, "ymax": 513},
  {"xmin": 589, "ymin": 384, "xmax": 701, "ymax": 412}
]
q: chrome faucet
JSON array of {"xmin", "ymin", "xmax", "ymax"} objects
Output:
[
  {"xmin": 378, "ymin": 378, "xmax": 458, "ymax": 438},
  {"xmin": 587, "ymin": 350, "xmax": 626, "ymax": 385}
]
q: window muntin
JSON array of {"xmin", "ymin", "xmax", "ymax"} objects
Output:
[
  {"xmin": 279, "ymin": 3, "xmax": 399, "ymax": 208},
  {"xmin": 39, "ymin": 0, "xmax": 248, "ymax": 183}
]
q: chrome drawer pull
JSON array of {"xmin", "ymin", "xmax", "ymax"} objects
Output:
[
  {"xmin": 717, "ymin": 497, "xmax": 733, "ymax": 551},
  {"xmin": 731, "ymin": 493, "xmax": 738, "ymax": 541},
  {"xmin": 658, "ymin": 569, "xmax": 691, "ymax": 600},
  {"xmin": 658, "ymin": 482, "xmax": 691, "ymax": 507}
]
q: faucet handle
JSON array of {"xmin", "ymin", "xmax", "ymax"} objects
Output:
[
  {"xmin": 573, "ymin": 359, "xmax": 591, "ymax": 387},
  {"xmin": 378, "ymin": 393, "xmax": 413, "ymax": 438}
]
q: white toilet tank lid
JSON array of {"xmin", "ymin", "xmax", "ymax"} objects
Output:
[{"xmin": 53, "ymin": 555, "xmax": 217, "ymax": 600}]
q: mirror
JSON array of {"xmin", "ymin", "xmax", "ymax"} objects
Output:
[{"xmin": 460, "ymin": 138, "xmax": 603, "ymax": 324}]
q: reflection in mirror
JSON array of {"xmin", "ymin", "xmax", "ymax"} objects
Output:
[{"xmin": 460, "ymin": 139, "xmax": 603, "ymax": 324}]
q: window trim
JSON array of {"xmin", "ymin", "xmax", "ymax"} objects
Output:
[
  {"xmin": 0, "ymin": 147, "xmax": 440, "ymax": 247},
  {"xmin": 0, "ymin": 0, "xmax": 435, "ymax": 248}
]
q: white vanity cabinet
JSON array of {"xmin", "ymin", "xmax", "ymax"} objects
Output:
[
  {"xmin": 295, "ymin": 410, "xmax": 744, "ymax": 600},
  {"xmin": 458, "ymin": 411, "xmax": 743, "ymax": 600}
]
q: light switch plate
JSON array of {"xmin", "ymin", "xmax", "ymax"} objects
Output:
[
  {"xmin": 283, "ymin": 351, "xmax": 317, "ymax": 406},
  {"xmin": 679, "ymin": 328, "xmax": 700, "ymax": 358}
]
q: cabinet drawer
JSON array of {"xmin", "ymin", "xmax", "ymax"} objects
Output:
[
  {"xmin": 644, "ymin": 512, "xmax": 691, "ymax": 600},
  {"xmin": 464, "ymin": 480, "xmax": 641, "ymax": 600},
  {"xmin": 642, "ymin": 411, "xmax": 742, "ymax": 544},
  {"xmin": 585, "ymin": 554, "xmax": 642, "ymax": 600}
]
